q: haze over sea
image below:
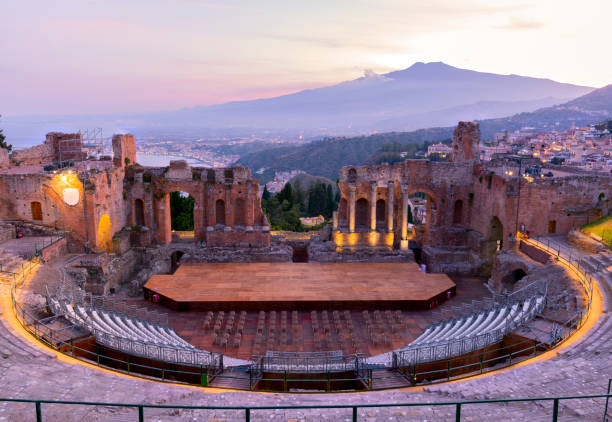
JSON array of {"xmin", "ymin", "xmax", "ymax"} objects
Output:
[{"xmin": 135, "ymin": 153, "xmax": 210, "ymax": 167}]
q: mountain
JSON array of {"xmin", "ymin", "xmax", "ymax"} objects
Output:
[
  {"xmin": 479, "ymin": 84, "xmax": 612, "ymax": 135},
  {"xmin": 161, "ymin": 62, "xmax": 592, "ymax": 133},
  {"xmin": 238, "ymin": 84, "xmax": 612, "ymax": 181},
  {"xmin": 2, "ymin": 62, "xmax": 595, "ymax": 145}
]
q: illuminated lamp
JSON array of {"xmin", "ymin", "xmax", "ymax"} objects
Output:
[{"xmin": 62, "ymin": 188, "xmax": 80, "ymax": 206}]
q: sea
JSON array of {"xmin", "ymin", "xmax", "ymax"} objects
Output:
[{"xmin": 136, "ymin": 153, "xmax": 211, "ymax": 167}]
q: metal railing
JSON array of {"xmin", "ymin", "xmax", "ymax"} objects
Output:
[
  {"xmin": 46, "ymin": 292, "xmax": 223, "ymax": 368},
  {"xmin": 0, "ymin": 390, "xmax": 610, "ymax": 422},
  {"xmin": 51, "ymin": 282, "xmax": 169, "ymax": 326},
  {"xmin": 4, "ymin": 233, "xmax": 602, "ymax": 393},
  {"xmin": 0, "ymin": 257, "xmax": 39, "ymax": 285},
  {"xmin": 394, "ymin": 293, "xmax": 546, "ymax": 367},
  {"xmin": 253, "ymin": 350, "xmax": 366, "ymax": 373},
  {"xmin": 525, "ymin": 235, "xmax": 595, "ymax": 324},
  {"xmin": 33, "ymin": 231, "xmax": 68, "ymax": 258}
]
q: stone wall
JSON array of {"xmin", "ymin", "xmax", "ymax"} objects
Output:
[
  {"xmin": 0, "ymin": 148, "xmax": 9, "ymax": 169},
  {"xmin": 40, "ymin": 237, "xmax": 68, "ymax": 262},
  {"xmin": 488, "ymin": 249, "xmax": 538, "ymax": 292},
  {"xmin": 10, "ymin": 143, "xmax": 55, "ymax": 166}
]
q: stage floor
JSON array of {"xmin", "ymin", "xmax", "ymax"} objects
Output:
[{"xmin": 144, "ymin": 262, "xmax": 456, "ymax": 311}]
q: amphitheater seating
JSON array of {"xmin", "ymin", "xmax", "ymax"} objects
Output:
[
  {"xmin": 45, "ymin": 294, "xmax": 246, "ymax": 368},
  {"xmin": 49, "ymin": 297, "xmax": 195, "ymax": 350},
  {"xmin": 412, "ymin": 296, "xmax": 543, "ymax": 348},
  {"xmin": 367, "ymin": 295, "xmax": 545, "ymax": 365}
]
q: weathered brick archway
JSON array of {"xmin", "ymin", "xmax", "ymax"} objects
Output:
[{"xmin": 126, "ymin": 161, "xmax": 270, "ymax": 247}]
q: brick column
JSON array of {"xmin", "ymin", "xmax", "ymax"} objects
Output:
[
  {"xmin": 348, "ymin": 185, "xmax": 356, "ymax": 233},
  {"xmin": 369, "ymin": 181, "xmax": 377, "ymax": 231},
  {"xmin": 401, "ymin": 185, "xmax": 409, "ymax": 241},
  {"xmin": 387, "ymin": 181, "xmax": 394, "ymax": 232},
  {"xmin": 208, "ymin": 185, "xmax": 214, "ymax": 222},
  {"xmin": 154, "ymin": 193, "xmax": 171, "ymax": 244},
  {"xmin": 225, "ymin": 186, "xmax": 231, "ymax": 227},
  {"xmin": 246, "ymin": 181, "xmax": 254, "ymax": 227}
]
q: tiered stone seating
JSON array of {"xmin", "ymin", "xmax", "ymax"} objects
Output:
[{"xmin": 0, "ymin": 249, "xmax": 26, "ymax": 282}]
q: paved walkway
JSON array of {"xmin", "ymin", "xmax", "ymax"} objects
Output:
[{"xmin": 0, "ymin": 242, "xmax": 610, "ymax": 421}]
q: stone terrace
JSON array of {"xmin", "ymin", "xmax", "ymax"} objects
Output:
[{"xmin": 0, "ymin": 241, "xmax": 611, "ymax": 421}]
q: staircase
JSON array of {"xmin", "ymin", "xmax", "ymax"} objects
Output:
[
  {"xmin": 370, "ymin": 368, "xmax": 411, "ymax": 389},
  {"xmin": 209, "ymin": 366, "xmax": 253, "ymax": 390},
  {"xmin": 559, "ymin": 251, "xmax": 612, "ymax": 359},
  {"xmin": 0, "ymin": 307, "xmax": 54, "ymax": 360},
  {"xmin": 0, "ymin": 249, "xmax": 26, "ymax": 283}
]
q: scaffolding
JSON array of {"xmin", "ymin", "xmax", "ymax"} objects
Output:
[{"xmin": 57, "ymin": 128, "xmax": 108, "ymax": 163}]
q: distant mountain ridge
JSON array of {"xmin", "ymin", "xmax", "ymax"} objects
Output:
[
  {"xmin": 168, "ymin": 61, "xmax": 593, "ymax": 132},
  {"xmin": 238, "ymin": 84, "xmax": 612, "ymax": 181},
  {"xmin": 2, "ymin": 61, "xmax": 596, "ymax": 144}
]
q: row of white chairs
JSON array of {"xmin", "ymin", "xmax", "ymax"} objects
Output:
[
  {"xmin": 409, "ymin": 295, "xmax": 544, "ymax": 348},
  {"xmin": 48, "ymin": 297, "xmax": 194, "ymax": 350},
  {"xmin": 367, "ymin": 295, "xmax": 545, "ymax": 366}
]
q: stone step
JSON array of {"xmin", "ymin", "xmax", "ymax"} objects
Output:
[
  {"xmin": 209, "ymin": 371, "xmax": 252, "ymax": 390},
  {"xmin": 598, "ymin": 254, "xmax": 612, "ymax": 266},
  {"xmin": 0, "ymin": 310, "xmax": 54, "ymax": 360}
]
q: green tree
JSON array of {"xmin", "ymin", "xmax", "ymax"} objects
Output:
[
  {"xmin": 325, "ymin": 184, "xmax": 334, "ymax": 217},
  {"xmin": 262, "ymin": 185, "xmax": 271, "ymax": 201},
  {"xmin": 0, "ymin": 116, "xmax": 12, "ymax": 152},
  {"xmin": 170, "ymin": 191, "xmax": 194, "ymax": 231},
  {"xmin": 277, "ymin": 182, "xmax": 294, "ymax": 207},
  {"xmin": 293, "ymin": 179, "xmax": 306, "ymax": 214},
  {"xmin": 261, "ymin": 193, "xmax": 304, "ymax": 232}
]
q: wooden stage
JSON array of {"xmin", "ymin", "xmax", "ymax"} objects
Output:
[{"xmin": 144, "ymin": 262, "xmax": 456, "ymax": 311}]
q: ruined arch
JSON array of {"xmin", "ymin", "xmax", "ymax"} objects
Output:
[
  {"xmin": 97, "ymin": 213, "xmax": 112, "ymax": 253},
  {"xmin": 453, "ymin": 199, "xmax": 463, "ymax": 225},
  {"xmin": 376, "ymin": 199, "xmax": 386, "ymax": 229},
  {"xmin": 133, "ymin": 198, "xmax": 145, "ymax": 226},
  {"xmin": 408, "ymin": 188, "xmax": 439, "ymax": 226},
  {"xmin": 501, "ymin": 268, "xmax": 527, "ymax": 288},
  {"xmin": 169, "ymin": 191, "xmax": 194, "ymax": 231},
  {"xmin": 355, "ymin": 198, "xmax": 368, "ymax": 228},
  {"xmin": 30, "ymin": 201, "xmax": 42, "ymax": 221},
  {"xmin": 216, "ymin": 199, "xmax": 226, "ymax": 225},
  {"xmin": 347, "ymin": 168, "xmax": 357, "ymax": 183}
]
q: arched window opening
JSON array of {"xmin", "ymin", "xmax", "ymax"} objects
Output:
[{"xmin": 216, "ymin": 199, "xmax": 226, "ymax": 225}]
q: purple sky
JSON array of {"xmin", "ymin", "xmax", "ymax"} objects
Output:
[{"xmin": 1, "ymin": 0, "xmax": 610, "ymax": 115}]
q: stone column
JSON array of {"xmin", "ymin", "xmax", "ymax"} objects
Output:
[
  {"xmin": 369, "ymin": 181, "xmax": 377, "ymax": 231},
  {"xmin": 387, "ymin": 181, "xmax": 394, "ymax": 232},
  {"xmin": 348, "ymin": 184, "xmax": 356, "ymax": 233},
  {"xmin": 332, "ymin": 211, "xmax": 338, "ymax": 229},
  {"xmin": 401, "ymin": 185, "xmax": 409, "ymax": 241}
]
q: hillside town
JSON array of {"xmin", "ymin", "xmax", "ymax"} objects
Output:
[
  {"xmin": 480, "ymin": 122, "xmax": 612, "ymax": 170},
  {"xmin": 423, "ymin": 121, "xmax": 612, "ymax": 171}
]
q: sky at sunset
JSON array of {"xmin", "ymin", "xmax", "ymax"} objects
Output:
[{"xmin": 2, "ymin": 0, "xmax": 611, "ymax": 115}]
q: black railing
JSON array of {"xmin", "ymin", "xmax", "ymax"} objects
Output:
[{"xmin": 0, "ymin": 391, "xmax": 611, "ymax": 422}]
